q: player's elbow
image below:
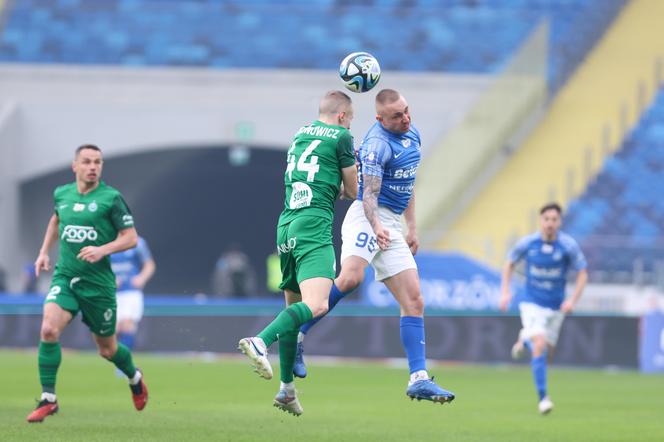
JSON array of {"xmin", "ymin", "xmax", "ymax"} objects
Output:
[
  {"xmin": 122, "ymin": 230, "xmax": 138, "ymax": 249},
  {"xmin": 345, "ymin": 185, "xmax": 358, "ymax": 200}
]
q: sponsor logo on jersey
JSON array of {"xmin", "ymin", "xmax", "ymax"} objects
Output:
[
  {"xmin": 387, "ymin": 183, "xmax": 414, "ymax": 193},
  {"xmin": 289, "ymin": 182, "xmax": 313, "ymax": 210},
  {"xmin": 122, "ymin": 214, "xmax": 134, "ymax": 226},
  {"xmin": 529, "ymin": 265, "xmax": 562, "ymax": 279},
  {"xmin": 62, "ymin": 225, "xmax": 98, "ymax": 243},
  {"xmin": 73, "ymin": 203, "xmax": 86, "ymax": 212},
  {"xmin": 277, "ymin": 237, "xmax": 297, "ymax": 255},
  {"xmin": 393, "ymin": 165, "xmax": 417, "ymax": 179},
  {"xmin": 88, "ymin": 201, "xmax": 98, "ymax": 212}
]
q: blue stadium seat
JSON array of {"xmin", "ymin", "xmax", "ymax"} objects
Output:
[
  {"xmin": 0, "ymin": 0, "xmax": 625, "ymax": 89},
  {"xmin": 565, "ymin": 87, "xmax": 664, "ymax": 279}
]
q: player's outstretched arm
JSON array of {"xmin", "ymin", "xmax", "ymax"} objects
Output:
[
  {"xmin": 403, "ymin": 190, "xmax": 418, "ymax": 255},
  {"xmin": 35, "ymin": 214, "xmax": 60, "ymax": 277},
  {"xmin": 340, "ymin": 165, "xmax": 358, "ymax": 200},
  {"xmin": 362, "ymin": 173, "xmax": 390, "ymax": 250},
  {"xmin": 499, "ymin": 261, "xmax": 516, "ymax": 311},
  {"xmin": 77, "ymin": 227, "xmax": 138, "ymax": 264},
  {"xmin": 561, "ymin": 269, "xmax": 588, "ymax": 314}
]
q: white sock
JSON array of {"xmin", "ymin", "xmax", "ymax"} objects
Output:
[
  {"xmin": 409, "ymin": 370, "xmax": 429, "ymax": 385},
  {"xmin": 280, "ymin": 381, "xmax": 295, "ymax": 395},
  {"xmin": 129, "ymin": 370, "xmax": 142, "ymax": 386},
  {"xmin": 41, "ymin": 392, "xmax": 56, "ymax": 403},
  {"xmin": 297, "ymin": 332, "xmax": 305, "ymax": 344}
]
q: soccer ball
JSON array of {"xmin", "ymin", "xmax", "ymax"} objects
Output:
[{"xmin": 339, "ymin": 52, "xmax": 381, "ymax": 93}]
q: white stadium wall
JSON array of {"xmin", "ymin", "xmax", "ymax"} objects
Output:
[{"xmin": 0, "ymin": 64, "xmax": 492, "ymax": 291}]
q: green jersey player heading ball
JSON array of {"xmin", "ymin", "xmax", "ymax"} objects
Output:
[
  {"xmin": 27, "ymin": 144, "xmax": 149, "ymax": 423},
  {"xmin": 238, "ymin": 90, "xmax": 358, "ymax": 416}
]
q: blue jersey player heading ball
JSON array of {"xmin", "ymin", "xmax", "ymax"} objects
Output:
[
  {"xmin": 294, "ymin": 89, "xmax": 455, "ymax": 405},
  {"xmin": 499, "ymin": 202, "xmax": 588, "ymax": 415}
]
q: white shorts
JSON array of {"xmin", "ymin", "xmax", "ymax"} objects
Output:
[
  {"xmin": 340, "ymin": 200, "xmax": 417, "ymax": 281},
  {"xmin": 518, "ymin": 302, "xmax": 565, "ymax": 346},
  {"xmin": 116, "ymin": 290, "xmax": 144, "ymax": 323}
]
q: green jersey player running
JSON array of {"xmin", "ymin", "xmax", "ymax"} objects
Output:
[
  {"xmin": 238, "ymin": 90, "xmax": 358, "ymax": 416},
  {"xmin": 27, "ymin": 145, "xmax": 148, "ymax": 423}
]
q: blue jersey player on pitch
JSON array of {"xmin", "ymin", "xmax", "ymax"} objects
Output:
[
  {"xmin": 110, "ymin": 236, "xmax": 156, "ymax": 353},
  {"xmin": 499, "ymin": 202, "xmax": 588, "ymax": 415},
  {"xmin": 293, "ymin": 89, "xmax": 455, "ymax": 405}
]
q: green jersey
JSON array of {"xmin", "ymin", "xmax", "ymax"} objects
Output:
[
  {"xmin": 279, "ymin": 120, "xmax": 355, "ymax": 225},
  {"xmin": 53, "ymin": 181, "xmax": 134, "ymax": 288}
]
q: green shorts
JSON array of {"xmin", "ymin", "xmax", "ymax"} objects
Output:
[
  {"xmin": 45, "ymin": 272, "xmax": 117, "ymax": 337},
  {"xmin": 276, "ymin": 215, "xmax": 336, "ymax": 294}
]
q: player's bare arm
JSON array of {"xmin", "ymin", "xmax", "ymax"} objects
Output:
[
  {"xmin": 499, "ymin": 261, "xmax": 516, "ymax": 311},
  {"xmin": 362, "ymin": 173, "xmax": 390, "ymax": 250},
  {"xmin": 561, "ymin": 268, "xmax": 588, "ymax": 314},
  {"xmin": 35, "ymin": 214, "xmax": 60, "ymax": 277},
  {"xmin": 78, "ymin": 227, "xmax": 138, "ymax": 264},
  {"xmin": 131, "ymin": 258, "xmax": 156, "ymax": 289},
  {"xmin": 340, "ymin": 165, "xmax": 358, "ymax": 200},
  {"xmin": 403, "ymin": 190, "xmax": 418, "ymax": 255}
]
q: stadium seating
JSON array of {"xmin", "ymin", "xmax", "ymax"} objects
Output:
[
  {"xmin": 0, "ymin": 0, "xmax": 624, "ymax": 89},
  {"xmin": 564, "ymin": 87, "xmax": 664, "ymax": 281}
]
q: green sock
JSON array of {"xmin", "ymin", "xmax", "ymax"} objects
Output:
[
  {"xmin": 38, "ymin": 341, "xmax": 61, "ymax": 394},
  {"xmin": 258, "ymin": 302, "xmax": 313, "ymax": 347},
  {"xmin": 109, "ymin": 343, "xmax": 137, "ymax": 379},
  {"xmin": 278, "ymin": 330, "xmax": 298, "ymax": 384}
]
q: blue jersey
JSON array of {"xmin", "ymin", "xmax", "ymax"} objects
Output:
[
  {"xmin": 357, "ymin": 121, "xmax": 421, "ymax": 214},
  {"xmin": 110, "ymin": 237, "xmax": 153, "ymax": 292},
  {"xmin": 508, "ymin": 231, "xmax": 587, "ymax": 310}
]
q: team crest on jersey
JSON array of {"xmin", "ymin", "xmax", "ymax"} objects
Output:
[
  {"xmin": 73, "ymin": 203, "xmax": 86, "ymax": 212},
  {"xmin": 553, "ymin": 251, "xmax": 562, "ymax": 261},
  {"xmin": 88, "ymin": 201, "xmax": 98, "ymax": 212},
  {"xmin": 401, "ymin": 138, "xmax": 411, "ymax": 148}
]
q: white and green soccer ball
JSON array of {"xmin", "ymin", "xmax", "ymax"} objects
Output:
[{"xmin": 339, "ymin": 52, "xmax": 381, "ymax": 93}]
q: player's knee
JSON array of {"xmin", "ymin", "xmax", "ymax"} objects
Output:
[
  {"xmin": 98, "ymin": 346, "xmax": 116, "ymax": 360},
  {"xmin": 337, "ymin": 269, "xmax": 363, "ymax": 292},
  {"xmin": 40, "ymin": 323, "xmax": 61, "ymax": 342},
  {"xmin": 310, "ymin": 302, "xmax": 329, "ymax": 318},
  {"xmin": 531, "ymin": 336, "xmax": 547, "ymax": 356},
  {"xmin": 401, "ymin": 292, "xmax": 424, "ymax": 316}
]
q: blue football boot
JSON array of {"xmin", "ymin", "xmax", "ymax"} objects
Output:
[
  {"xmin": 292, "ymin": 341, "xmax": 307, "ymax": 378},
  {"xmin": 406, "ymin": 377, "xmax": 455, "ymax": 404}
]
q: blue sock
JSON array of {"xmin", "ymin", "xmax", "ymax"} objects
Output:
[
  {"xmin": 118, "ymin": 332, "xmax": 136, "ymax": 350},
  {"xmin": 400, "ymin": 316, "xmax": 426, "ymax": 374},
  {"xmin": 531, "ymin": 351, "xmax": 548, "ymax": 400},
  {"xmin": 299, "ymin": 283, "xmax": 348, "ymax": 335}
]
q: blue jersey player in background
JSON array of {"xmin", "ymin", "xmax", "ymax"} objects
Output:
[
  {"xmin": 110, "ymin": 236, "xmax": 156, "ymax": 355},
  {"xmin": 294, "ymin": 89, "xmax": 455, "ymax": 405},
  {"xmin": 499, "ymin": 202, "xmax": 588, "ymax": 415}
]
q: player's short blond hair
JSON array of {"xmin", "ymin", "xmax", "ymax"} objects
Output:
[{"xmin": 319, "ymin": 90, "xmax": 352, "ymax": 116}]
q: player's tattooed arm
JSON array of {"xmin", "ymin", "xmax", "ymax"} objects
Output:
[{"xmin": 362, "ymin": 173, "xmax": 390, "ymax": 250}]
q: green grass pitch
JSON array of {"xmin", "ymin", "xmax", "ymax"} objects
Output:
[{"xmin": 1, "ymin": 349, "xmax": 662, "ymax": 441}]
